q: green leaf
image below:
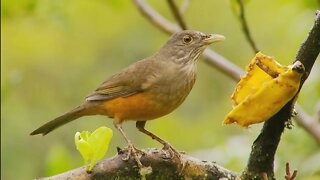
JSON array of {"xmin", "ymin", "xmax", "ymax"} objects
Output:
[
  {"xmin": 75, "ymin": 132, "xmax": 93, "ymax": 171},
  {"xmin": 74, "ymin": 127, "xmax": 113, "ymax": 172},
  {"xmin": 88, "ymin": 127, "xmax": 113, "ymax": 161},
  {"xmin": 79, "ymin": 131, "xmax": 91, "ymax": 141}
]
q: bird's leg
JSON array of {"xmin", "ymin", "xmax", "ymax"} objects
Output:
[
  {"xmin": 136, "ymin": 121, "xmax": 181, "ymax": 159},
  {"xmin": 113, "ymin": 122, "xmax": 143, "ymax": 168}
]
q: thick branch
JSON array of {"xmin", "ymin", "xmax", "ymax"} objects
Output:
[
  {"xmin": 233, "ymin": 0, "xmax": 320, "ymax": 143},
  {"xmin": 242, "ymin": 10, "xmax": 320, "ymax": 179},
  {"xmin": 233, "ymin": 0, "xmax": 320, "ymax": 144},
  {"xmin": 37, "ymin": 148, "xmax": 238, "ymax": 180},
  {"xmin": 295, "ymin": 12, "xmax": 320, "ymax": 83}
]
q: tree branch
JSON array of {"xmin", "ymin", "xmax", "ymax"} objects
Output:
[
  {"xmin": 285, "ymin": 162, "xmax": 298, "ymax": 180},
  {"xmin": 133, "ymin": 0, "xmax": 320, "ymax": 142},
  {"xmin": 180, "ymin": 0, "xmax": 190, "ymax": 15},
  {"xmin": 167, "ymin": 0, "xmax": 188, "ymax": 30},
  {"xmin": 242, "ymin": 10, "xmax": 320, "ymax": 179},
  {"xmin": 232, "ymin": 0, "xmax": 320, "ymax": 144},
  {"xmin": 294, "ymin": 104, "xmax": 320, "ymax": 144},
  {"xmin": 202, "ymin": 49, "xmax": 243, "ymax": 81},
  {"xmin": 235, "ymin": 0, "xmax": 259, "ymax": 53},
  {"xmin": 166, "ymin": 0, "xmax": 244, "ymax": 80},
  {"xmin": 37, "ymin": 148, "xmax": 238, "ymax": 180},
  {"xmin": 132, "ymin": 0, "xmax": 181, "ymax": 34},
  {"xmin": 132, "ymin": 0, "xmax": 244, "ymax": 81}
]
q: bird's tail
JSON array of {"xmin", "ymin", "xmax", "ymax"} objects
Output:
[{"xmin": 30, "ymin": 103, "xmax": 95, "ymax": 136}]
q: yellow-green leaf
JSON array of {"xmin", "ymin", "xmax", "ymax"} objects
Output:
[
  {"xmin": 88, "ymin": 127, "xmax": 113, "ymax": 164},
  {"xmin": 75, "ymin": 132, "xmax": 94, "ymax": 171},
  {"xmin": 74, "ymin": 127, "xmax": 113, "ymax": 172}
]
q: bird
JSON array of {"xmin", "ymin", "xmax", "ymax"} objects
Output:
[{"xmin": 30, "ymin": 30, "xmax": 225, "ymax": 166}]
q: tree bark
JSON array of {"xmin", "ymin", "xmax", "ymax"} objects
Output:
[
  {"xmin": 242, "ymin": 10, "xmax": 320, "ymax": 180},
  {"xmin": 36, "ymin": 148, "xmax": 238, "ymax": 180}
]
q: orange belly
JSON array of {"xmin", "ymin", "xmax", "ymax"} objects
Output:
[{"xmin": 97, "ymin": 93, "xmax": 173, "ymax": 122}]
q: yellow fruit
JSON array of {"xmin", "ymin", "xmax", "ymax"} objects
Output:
[{"xmin": 224, "ymin": 52, "xmax": 304, "ymax": 127}]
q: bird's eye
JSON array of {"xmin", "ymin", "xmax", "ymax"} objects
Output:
[{"xmin": 182, "ymin": 35, "xmax": 193, "ymax": 44}]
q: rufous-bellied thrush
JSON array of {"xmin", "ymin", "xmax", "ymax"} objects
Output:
[{"xmin": 31, "ymin": 30, "xmax": 225, "ymax": 166}]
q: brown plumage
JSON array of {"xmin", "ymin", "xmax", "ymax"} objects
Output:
[{"xmin": 30, "ymin": 30, "xmax": 225, "ymax": 165}]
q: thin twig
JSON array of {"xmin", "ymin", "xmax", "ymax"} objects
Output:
[
  {"xmin": 261, "ymin": 172, "xmax": 268, "ymax": 180},
  {"xmin": 285, "ymin": 162, "xmax": 298, "ymax": 180},
  {"xmin": 132, "ymin": 0, "xmax": 320, "ymax": 143},
  {"xmin": 235, "ymin": 0, "xmax": 259, "ymax": 53},
  {"xmin": 132, "ymin": 0, "xmax": 181, "ymax": 34},
  {"xmin": 294, "ymin": 104, "xmax": 320, "ymax": 144},
  {"xmin": 202, "ymin": 49, "xmax": 243, "ymax": 81},
  {"xmin": 180, "ymin": 0, "xmax": 190, "ymax": 15},
  {"xmin": 316, "ymin": 102, "xmax": 320, "ymax": 121},
  {"xmin": 167, "ymin": 0, "xmax": 188, "ymax": 29},
  {"xmin": 132, "ymin": 0, "xmax": 243, "ymax": 81}
]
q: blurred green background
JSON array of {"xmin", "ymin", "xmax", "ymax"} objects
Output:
[{"xmin": 1, "ymin": 0, "xmax": 320, "ymax": 179}]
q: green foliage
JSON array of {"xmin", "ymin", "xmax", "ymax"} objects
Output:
[
  {"xmin": 75, "ymin": 126, "xmax": 113, "ymax": 171},
  {"xmin": 1, "ymin": 0, "xmax": 37, "ymax": 17}
]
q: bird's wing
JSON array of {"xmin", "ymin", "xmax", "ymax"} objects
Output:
[{"xmin": 85, "ymin": 59, "xmax": 159, "ymax": 101}]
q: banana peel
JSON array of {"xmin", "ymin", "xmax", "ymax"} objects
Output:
[{"xmin": 224, "ymin": 52, "xmax": 305, "ymax": 127}]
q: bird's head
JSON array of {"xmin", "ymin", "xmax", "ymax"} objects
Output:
[{"xmin": 158, "ymin": 30, "xmax": 225, "ymax": 63}]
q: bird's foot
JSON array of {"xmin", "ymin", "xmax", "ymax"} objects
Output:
[
  {"xmin": 162, "ymin": 143, "xmax": 186, "ymax": 173},
  {"xmin": 122, "ymin": 143, "xmax": 143, "ymax": 168},
  {"xmin": 162, "ymin": 142, "xmax": 182, "ymax": 159}
]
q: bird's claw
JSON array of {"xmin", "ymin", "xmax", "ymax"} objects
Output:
[
  {"xmin": 162, "ymin": 143, "xmax": 186, "ymax": 174},
  {"xmin": 162, "ymin": 143, "xmax": 182, "ymax": 159},
  {"xmin": 122, "ymin": 150, "xmax": 131, "ymax": 161},
  {"xmin": 122, "ymin": 144, "xmax": 143, "ymax": 168}
]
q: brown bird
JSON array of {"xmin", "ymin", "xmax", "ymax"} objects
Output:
[{"xmin": 31, "ymin": 30, "xmax": 225, "ymax": 166}]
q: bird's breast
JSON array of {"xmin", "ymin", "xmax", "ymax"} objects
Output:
[
  {"xmin": 99, "ymin": 63, "xmax": 197, "ymax": 122},
  {"xmin": 142, "ymin": 63, "xmax": 197, "ymax": 114}
]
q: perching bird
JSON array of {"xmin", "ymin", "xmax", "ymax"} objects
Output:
[{"xmin": 31, "ymin": 30, "xmax": 225, "ymax": 165}]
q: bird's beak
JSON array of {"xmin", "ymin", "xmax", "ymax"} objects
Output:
[{"xmin": 202, "ymin": 34, "xmax": 225, "ymax": 44}]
